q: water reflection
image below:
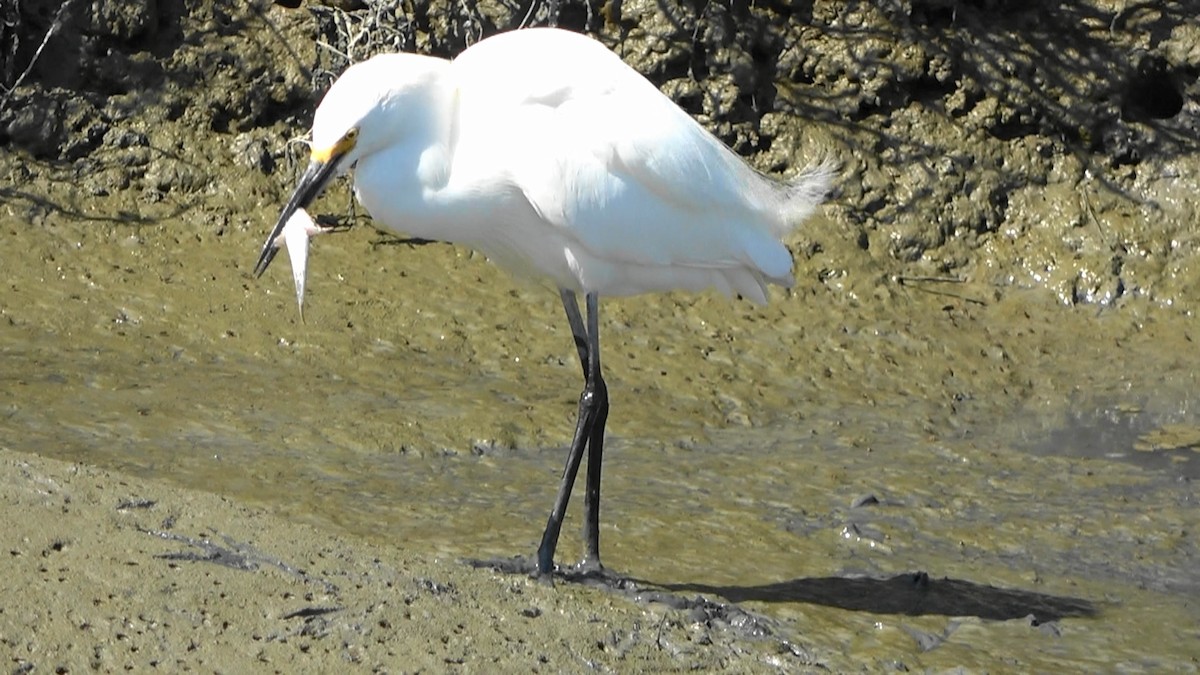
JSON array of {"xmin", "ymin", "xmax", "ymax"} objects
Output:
[{"xmin": 1018, "ymin": 394, "xmax": 1200, "ymax": 479}]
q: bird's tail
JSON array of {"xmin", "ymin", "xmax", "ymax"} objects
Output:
[
  {"xmin": 775, "ymin": 158, "xmax": 838, "ymax": 235},
  {"xmin": 729, "ymin": 157, "xmax": 837, "ymax": 295}
]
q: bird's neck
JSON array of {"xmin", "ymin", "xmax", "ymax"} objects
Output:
[
  {"xmin": 356, "ymin": 137, "xmax": 515, "ymax": 248},
  {"xmin": 353, "ymin": 138, "xmax": 444, "ymax": 232},
  {"xmin": 352, "ymin": 78, "xmax": 526, "ymax": 248}
]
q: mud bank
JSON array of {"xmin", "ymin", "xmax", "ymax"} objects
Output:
[{"xmin": 1, "ymin": 0, "xmax": 1197, "ymax": 671}]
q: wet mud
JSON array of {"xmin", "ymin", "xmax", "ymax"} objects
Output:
[{"xmin": 2, "ymin": 0, "xmax": 1199, "ymax": 671}]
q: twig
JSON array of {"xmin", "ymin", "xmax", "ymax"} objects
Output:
[
  {"xmin": 518, "ymin": 0, "xmax": 540, "ymax": 29},
  {"xmin": 0, "ymin": 0, "xmax": 77, "ymax": 109},
  {"xmin": 895, "ymin": 274, "xmax": 966, "ymax": 284},
  {"xmin": 1079, "ymin": 174, "xmax": 1114, "ymax": 250},
  {"xmin": 894, "ymin": 275, "xmax": 987, "ymax": 305},
  {"xmin": 911, "ymin": 286, "xmax": 987, "ymax": 306},
  {"xmin": 315, "ymin": 39, "xmax": 352, "ymax": 62}
]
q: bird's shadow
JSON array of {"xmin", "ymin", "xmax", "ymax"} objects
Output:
[
  {"xmin": 652, "ymin": 571, "xmax": 1098, "ymax": 623},
  {"xmin": 371, "ymin": 234, "xmax": 442, "ymax": 248},
  {"xmin": 299, "ymin": 208, "xmax": 443, "ymax": 249},
  {"xmin": 470, "ymin": 557, "xmax": 1096, "ymax": 624}
]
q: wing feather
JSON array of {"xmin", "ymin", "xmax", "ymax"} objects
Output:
[{"xmin": 449, "ymin": 29, "xmax": 831, "ymax": 293}]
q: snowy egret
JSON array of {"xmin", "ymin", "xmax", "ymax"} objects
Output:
[{"xmin": 253, "ymin": 27, "xmax": 832, "ymax": 576}]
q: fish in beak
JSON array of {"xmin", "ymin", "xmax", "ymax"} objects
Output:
[
  {"xmin": 273, "ymin": 208, "xmax": 330, "ymax": 318},
  {"xmin": 254, "ymin": 131, "xmax": 356, "ymax": 316},
  {"xmin": 253, "ymin": 157, "xmax": 342, "ymax": 279}
]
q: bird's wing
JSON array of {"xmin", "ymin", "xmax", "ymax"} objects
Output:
[
  {"xmin": 526, "ymin": 86, "xmax": 766, "ymax": 266},
  {"xmin": 448, "ymin": 29, "xmax": 824, "ymax": 291}
]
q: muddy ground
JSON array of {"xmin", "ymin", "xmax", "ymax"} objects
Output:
[{"xmin": 1, "ymin": 0, "xmax": 1198, "ymax": 671}]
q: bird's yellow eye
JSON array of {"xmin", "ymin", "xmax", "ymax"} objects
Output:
[{"xmin": 311, "ymin": 127, "xmax": 360, "ymax": 163}]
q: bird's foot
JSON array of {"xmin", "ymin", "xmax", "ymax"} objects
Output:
[
  {"xmin": 557, "ymin": 558, "xmax": 633, "ymax": 590},
  {"xmin": 465, "ymin": 554, "xmax": 635, "ymax": 592},
  {"xmin": 573, "ymin": 555, "xmax": 604, "ymax": 577}
]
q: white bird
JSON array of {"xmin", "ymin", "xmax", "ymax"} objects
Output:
[{"xmin": 254, "ymin": 27, "xmax": 832, "ymax": 577}]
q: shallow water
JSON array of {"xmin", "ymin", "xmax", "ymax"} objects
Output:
[
  {"xmin": 3, "ymin": 0, "xmax": 1198, "ymax": 667},
  {"xmin": 2, "ymin": 218, "xmax": 1197, "ymax": 668}
]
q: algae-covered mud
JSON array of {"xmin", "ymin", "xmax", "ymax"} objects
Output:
[{"xmin": 2, "ymin": 0, "xmax": 1198, "ymax": 671}]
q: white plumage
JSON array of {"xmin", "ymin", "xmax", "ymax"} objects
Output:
[
  {"xmin": 303, "ymin": 28, "xmax": 831, "ymax": 303},
  {"xmin": 254, "ymin": 27, "xmax": 832, "ymax": 576}
]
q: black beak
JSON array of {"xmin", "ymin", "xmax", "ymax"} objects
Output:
[{"xmin": 253, "ymin": 158, "xmax": 341, "ymax": 277}]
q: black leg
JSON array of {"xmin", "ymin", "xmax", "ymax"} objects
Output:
[
  {"xmin": 536, "ymin": 290, "xmax": 608, "ymax": 576},
  {"xmin": 559, "ymin": 289, "xmax": 589, "ymax": 378},
  {"xmin": 579, "ymin": 292, "xmax": 608, "ymax": 571}
]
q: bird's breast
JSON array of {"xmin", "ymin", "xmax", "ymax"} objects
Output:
[{"xmin": 353, "ymin": 152, "xmax": 584, "ymax": 290}]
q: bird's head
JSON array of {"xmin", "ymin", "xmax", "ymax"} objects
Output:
[{"xmin": 253, "ymin": 53, "xmax": 450, "ymax": 277}]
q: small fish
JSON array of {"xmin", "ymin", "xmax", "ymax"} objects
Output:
[{"xmin": 270, "ymin": 208, "xmax": 327, "ymax": 319}]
